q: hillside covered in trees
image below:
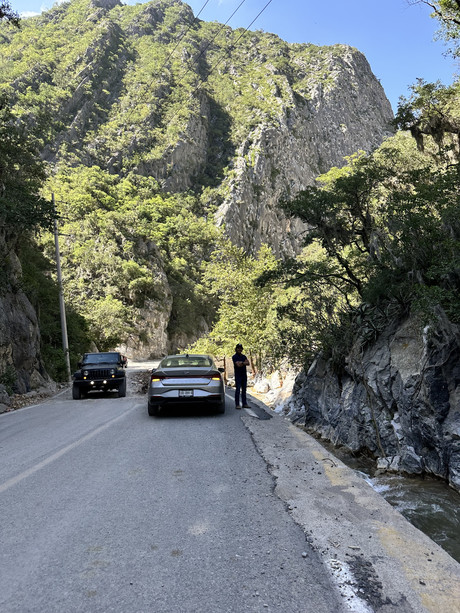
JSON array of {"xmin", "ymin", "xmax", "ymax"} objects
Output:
[{"xmin": 0, "ymin": 0, "xmax": 392, "ymax": 384}]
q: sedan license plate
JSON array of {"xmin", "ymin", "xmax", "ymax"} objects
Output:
[{"xmin": 179, "ymin": 389, "xmax": 194, "ymax": 398}]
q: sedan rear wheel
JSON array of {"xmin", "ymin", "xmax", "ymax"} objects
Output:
[
  {"xmin": 215, "ymin": 399, "xmax": 226, "ymax": 414},
  {"xmin": 148, "ymin": 402, "xmax": 160, "ymax": 417}
]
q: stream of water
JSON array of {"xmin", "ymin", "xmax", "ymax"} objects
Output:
[
  {"xmin": 367, "ymin": 472, "xmax": 460, "ymax": 562},
  {"xmin": 316, "ymin": 439, "xmax": 460, "ymax": 563}
]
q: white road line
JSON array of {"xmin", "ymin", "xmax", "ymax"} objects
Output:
[{"xmin": 0, "ymin": 405, "xmax": 140, "ymax": 494}]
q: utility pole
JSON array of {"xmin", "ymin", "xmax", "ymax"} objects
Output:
[{"xmin": 53, "ymin": 193, "xmax": 72, "ymax": 382}]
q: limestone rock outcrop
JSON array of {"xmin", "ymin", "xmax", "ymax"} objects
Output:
[
  {"xmin": 286, "ymin": 309, "xmax": 460, "ymax": 492},
  {"xmin": 215, "ymin": 47, "xmax": 393, "ymax": 256},
  {"xmin": 0, "ymin": 231, "xmax": 51, "ymax": 397}
]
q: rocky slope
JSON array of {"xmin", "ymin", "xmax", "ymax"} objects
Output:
[
  {"xmin": 0, "ymin": 230, "xmax": 52, "ymax": 401},
  {"xmin": 1, "ymin": 0, "xmax": 393, "ymax": 259},
  {"xmin": 283, "ymin": 310, "xmax": 460, "ymax": 493},
  {"xmin": 0, "ymin": 0, "xmax": 394, "ymax": 378},
  {"xmin": 215, "ymin": 46, "xmax": 393, "ymax": 255}
]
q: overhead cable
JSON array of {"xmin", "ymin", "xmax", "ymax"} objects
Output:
[
  {"xmin": 171, "ymin": 0, "xmax": 248, "ymax": 91},
  {"xmin": 124, "ymin": 0, "xmax": 212, "ymax": 122},
  {"xmin": 156, "ymin": 0, "xmax": 213, "ymax": 77},
  {"xmin": 190, "ymin": 0, "xmax": 274, "ymax": 98}
]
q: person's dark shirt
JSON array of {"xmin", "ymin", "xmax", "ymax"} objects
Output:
[{"xmin": 232, "ymin": 352, "xmax": 248, "ymax": 378}]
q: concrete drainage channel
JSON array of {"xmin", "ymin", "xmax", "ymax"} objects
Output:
[{"xmin": 239, "ymin": 394, "xmax": 460, "ymax": 613}]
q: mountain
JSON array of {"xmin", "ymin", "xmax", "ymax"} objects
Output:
[
  {"xmin": 0, "ymin": 0, "xmax": 394, "ymax": 387},
  {"xmin": 1, "ymin": 0, "xmax": 393, "ymax": 256}
]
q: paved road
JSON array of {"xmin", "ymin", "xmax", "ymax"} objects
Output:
[{"xmin": 0, "ymin": 369, "xmax": 345, "ymax": 613}]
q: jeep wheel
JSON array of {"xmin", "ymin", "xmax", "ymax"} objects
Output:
[
  {"xmin": 72, "ymin": 384, "xmax": 81, "ymax": 400},
  {"xmin": 118, "ymin": 378, "xmax": 127, "ymax": 398}
]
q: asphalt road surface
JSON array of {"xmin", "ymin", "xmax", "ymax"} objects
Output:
[{"xmin": 0, "ymin": 367, "xmax": 345, "ymax": 613}]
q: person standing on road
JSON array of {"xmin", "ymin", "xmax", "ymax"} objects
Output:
[{"xmin": 232, "ymin": 343, "xmax": 250, "ymax": 409}]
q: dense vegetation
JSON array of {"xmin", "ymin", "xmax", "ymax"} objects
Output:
[
  {"xmin": 0, "ymin": 0, "xmax": 348, "ymax": 178},
  {"xmin": 0, "ymin": 0, "xmax": 359, "ymax": 380},
  {"xmin": 1, "ymin": 0, "xmax": 459, "ymax": 383},
  {"xmin": 42, "ymin": 165, "xmax": 221, "ymax": 350},
  {"xmin": 192, "ymin": 1, "xmax": 460, "ymax": 370},
  {"xmin": 191, "ymin": 126, "xmax": 459, "ymax": 371}
]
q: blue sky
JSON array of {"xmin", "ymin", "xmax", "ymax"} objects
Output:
[{"xmin": 13, "ymin": 0, "xmax": 459, "ymax": 111}]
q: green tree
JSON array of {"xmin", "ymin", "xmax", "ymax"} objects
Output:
[
  {"xmin": 267, "ymin": 131, "xmax": 460, "ymax": 366},
  {"xmin": 0, "ymin": 1, "xmax": 19, "ymax": 26},
  {"xmin": 190, "ymin": 240, "xmax": 279, "ymax": 369},
  {"xmin": 41, "ymin": 165, "xmax": 222, "ymax": 350},
  {"xmin": 0, "ymin": 91, "xmax": 54, "ymax": 233},
  {"xmin": 18, "ymin": 238, "xmax": 90, "ymax": 378},
  {"xmin": 396, "ymin": 2, "xmax": 460, "ymax": 156},
  {"xmin": 410, "ymin": 1, "xmax": 460, "ymax": 54},
  {"xmin": 278, "ymin": 152, "xmax": 393, "ymax": 302},
  {"xmin": 394, "ymin": 79, "xmax": 460, "ymax": 158}
]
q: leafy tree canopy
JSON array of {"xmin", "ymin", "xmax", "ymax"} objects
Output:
[
  {"xmin": 189, "ymin": 240, "xmax": 279, "ymax": 369},
  {"xmin": 397, "ymin": 2, "xmax": 460, "ymax": 155},
  {"xmin": 410, "ymin": 0, "xmax": 460, "ymax": 54},
  {"xmin": 266, "ymin": 130, "xmax": 460, "ymax": 367},
  {"xmin": 41, "ymin": 165, "xmax": 222, "ymax": 349},
  {"xmin": 0, "ymin": 91, "xmax": 55, "ymax": 232},
  {"xmin": 394, "ymin": 79, "xmax": 460, "ymax": 156},
  {"xmin": 0, "ymin": 1, "xmax": 19, "ymax": 27}
]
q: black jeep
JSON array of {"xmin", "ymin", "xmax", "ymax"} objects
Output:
[{"xmin": 72, "ymin": 352, "xmax": 127, "ymax": 399}]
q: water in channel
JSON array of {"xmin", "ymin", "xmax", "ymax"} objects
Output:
[
  {"xmin": 314, "ymin": 437, "xmax": 460, "ymax": 563},
  {"xmin": 368, "ymin": 472, "xmax": 460, "ymax": 562}
]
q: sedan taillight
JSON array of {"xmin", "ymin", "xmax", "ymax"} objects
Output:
[
  {"xmin": 150, "ymin": 374, "xmax": 167, "ymax": 382},
  {"xmin": 150, "ymin": 372, "xmax": 222, "ymax": 382}
]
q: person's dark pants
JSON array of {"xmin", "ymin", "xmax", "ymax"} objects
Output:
[{"xmin": 235, "ymin": 375, "xmax": 247, "ymax": 407}]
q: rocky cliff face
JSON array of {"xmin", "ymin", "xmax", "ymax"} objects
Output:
[
  {"xmin": 0, "ymin": 231, "xmax": 51, "ymax": 403},
  {"xmin": 116, "ymin": 238, "xmax": 173, "ymax": 360},
  {"xmin": 215, "ymin": 47, "xmax": 393, "ymax": 256},
  {"xmin": 2, "ymin": 0, "xmax": 393, "ymax": 259},
  {"xmin": 284, "ymin": 310, "xmax": 460, "ymax": 493},
  {"xmin": 128, "ymin": 41, "xmax": 394, "ymax": 256}
]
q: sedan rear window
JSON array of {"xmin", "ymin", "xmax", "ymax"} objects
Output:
[{"xmin": 160, "ymin": 356, "xmax": 213, "ymax": 368}]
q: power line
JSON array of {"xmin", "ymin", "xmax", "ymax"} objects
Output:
[
  {"xmin": 110, "ymin": 0, "xmax": 276, "ymax": 164},
  {"xmin": 132, "ymin": 0, "xmax": 273, "ymax": 116},
  {"xmin": 189, "ymin": 0, "xmax": 274, "ymax": 99},
  {"xmin": 180, "ymin": 0, "xmax": 248, "ymax": 75},
  {"xmin": 154, "ymin": 0, "xmax": 213, "ymax": 80},
  {"xmin": 138, "ymin": 0, "xmax": 249, "ymax": 109},
  {"xmin": 125, "ymin": 0, "xmax": 212, "ymax": 123},
  {"xmin": 147, "ymin": 0, "xmax": 276, "ymax": 163}
]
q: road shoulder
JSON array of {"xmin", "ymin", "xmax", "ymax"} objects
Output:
[{"xmin": 242, "ymin": 395, "xmax": 460, "ymax": 613}]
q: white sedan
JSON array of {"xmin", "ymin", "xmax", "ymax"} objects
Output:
[{"xmin": 147, "ymin": 354, "xmax": 225, "ymax": 417}]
